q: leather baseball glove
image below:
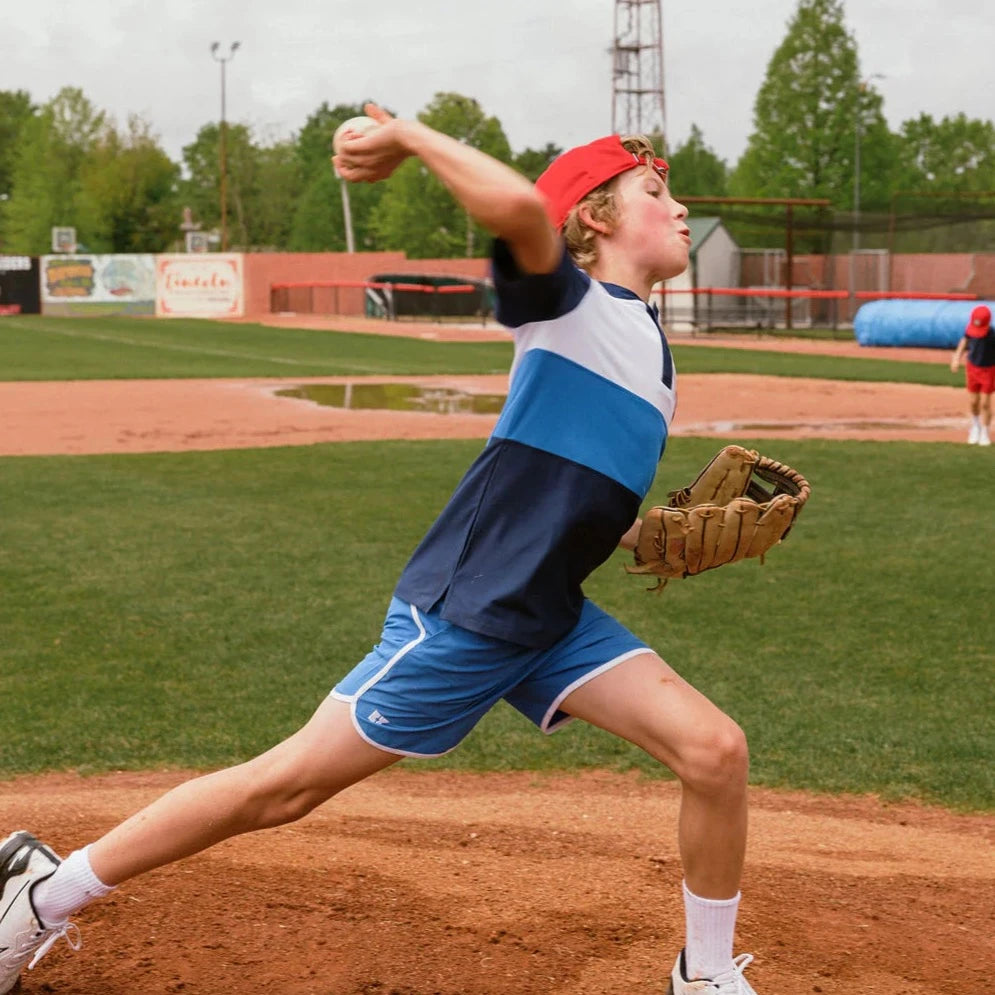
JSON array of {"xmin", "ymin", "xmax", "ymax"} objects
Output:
[{"xmin": 626, "ymin": 445, "xmax": 811, "ymax": 590}]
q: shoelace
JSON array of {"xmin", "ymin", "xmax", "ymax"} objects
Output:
[
  {"xmin": 708, "ymin": 953, "xmax": 755, "ymax": 993},
  {"xmin": 26, "ymin": 921, "xmax": 82, "ymax": 970}
]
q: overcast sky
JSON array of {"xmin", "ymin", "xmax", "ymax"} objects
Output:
[{"xmin": 4, "ymin": 0, "xmax": 992, "ymax": 170}]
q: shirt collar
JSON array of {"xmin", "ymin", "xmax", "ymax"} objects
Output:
[{"xmin": 600, "ymin": 281, "xmax": 660, "ymax": 324}]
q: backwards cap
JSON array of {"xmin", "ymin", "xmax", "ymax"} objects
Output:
[
  {"xmin": 535, "ymin": 135, "xmax": 668, "ymax": 231},
  {"xmin": 966, "ymin": 304, "xmax": 992, "ymax": 339}
]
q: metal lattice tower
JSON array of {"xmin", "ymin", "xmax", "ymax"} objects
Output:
[{"xmin": 611, "ymin": 0, "xmax": 666, "ymax": 152}]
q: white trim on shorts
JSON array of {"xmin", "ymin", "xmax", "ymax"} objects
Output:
[
  {"xmin": 540, "ymin": 647, "xmax": 649, "ymax": 734},
  {"xmin": 328, "ymin": 602, "xmax": 436, "ymax": 758}
]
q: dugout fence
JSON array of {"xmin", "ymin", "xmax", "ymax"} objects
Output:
[
  {"xmin": 270, "ymin": 274, "xmax": 494, "ymax": 324},
  {"xmin": 653, "ymin": 286, "xmax": 979, "ymax": 335}
]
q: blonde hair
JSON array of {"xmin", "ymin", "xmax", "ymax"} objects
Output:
[{"xmin": 561, "ymin": 134, "xmax": 657, "ymax": 271}]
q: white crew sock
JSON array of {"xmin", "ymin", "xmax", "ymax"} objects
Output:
[
  {"xmin": 971, "ymin": 414, "xmax": 982, "ymax": 428},
  {"xmin": 682, "ymin": 880, "xmax": 740, "ymax": 981},
  {"xmin": 32, "ymin": 845, "xmax": 116, "ymax": 927}
]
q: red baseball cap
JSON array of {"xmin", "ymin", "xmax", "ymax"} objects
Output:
[
  {"xmin": 535, "ymin": 135, "xmax": 668, "ymax": 231},
  {"xmin": 966, "ymin": 304, "xmax": 991, "ymax": 338}
]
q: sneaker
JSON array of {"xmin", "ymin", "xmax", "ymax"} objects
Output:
[
  {"xmin": 0, "ymin": 832, "xmax": 81, "ymax": 995},
  {"xmin": 667, "ymin": 949, "xmax": 758, "ymax": 994},
  {"xmin": 967, "ymin": 424, "xmax": 980, "ymax": 444},
  {"xmin": 979, "ymin": 428, "xmax": 991, "ymax": 447}
]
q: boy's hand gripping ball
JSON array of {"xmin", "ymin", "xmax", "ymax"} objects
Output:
[{"xmin": 332, "ymin": 116, "xmax": 380, "ymax": 154}]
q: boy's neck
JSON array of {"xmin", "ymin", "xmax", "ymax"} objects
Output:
[{"xmin": 586, "ymin": 260, "xmax": 652, "ymax": 302}]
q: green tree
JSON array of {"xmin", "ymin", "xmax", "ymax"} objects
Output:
[
  {"xmin": 289, "ymin": 101, "xmax": 385, "ymax": 251},
  {"xmin": 76, "ymin": 116, "xmax": 181, "ymax": 252},
  {"xmin": 730, "ymin": 0, "xmax": 889, "ymax": 206},
  {"xmin": 513, "ymin": 143, "xmax": 562, "ymax": 182},
  {"xmin": 250, "ymin": 140, "xmax": 302, "ymax": 249},
  {"xmin": 893, "ymin": 113, "xmax": 995, "ymax": 192},
  {"xmin": 2, "ymin": 87, "xmax": 105, "ymax": 253},
  {"xmin": 180, "ymin": 121, "xmax": 258, "ymax": 248},
  {"xmin": 0, "ymin": 90, "xmax": 35, "ymax": 200},
  {"xmin": 888, "ymin": 113, "xmax": 995, "ymax": 251},
  {"xmin": 666, "ymin": 124, "xmax": 728, "ymax": 197},
  {"xmin": 373, "ymin": 92, "xmax": 513, "ymax": 258}
]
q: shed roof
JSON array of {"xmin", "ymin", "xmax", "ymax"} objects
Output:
[{"xmin": 686, "ymin": 216, "xmax": 723, "ymax": 255}]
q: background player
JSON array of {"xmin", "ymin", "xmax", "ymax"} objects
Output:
[{"xmin": 950, "ymin": 304, "xmax": 995, "ymax": 445}]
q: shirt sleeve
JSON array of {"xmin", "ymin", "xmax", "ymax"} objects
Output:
[{"xmin": 491, "ymin": 238, "xmax": 590, "ymax": 329}]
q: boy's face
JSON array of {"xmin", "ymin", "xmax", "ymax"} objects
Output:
[{"xmin": 610, "ymin": 165, "xmax": 690, "ymax": 282}]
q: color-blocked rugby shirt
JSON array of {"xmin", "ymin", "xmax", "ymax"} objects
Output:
[{"xmin": 393, "ymin": 241, "xmax": 676, "ymax": 648}]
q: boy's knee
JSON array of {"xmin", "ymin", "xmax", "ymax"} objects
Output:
[
  {"xmin": 684, "ymin": 719, "xmax": 749, "ymax": 795},
  {"xmin": 240, "ymin": 756, "xmax": 339, "ymax": 828}
]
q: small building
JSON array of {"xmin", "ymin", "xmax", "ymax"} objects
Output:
[{"xmin": 655, "ymin": 216, "xmax": 739, "ymax": 332}]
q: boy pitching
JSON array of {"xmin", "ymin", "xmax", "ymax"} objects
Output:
[
  {"xmin": 950, "ymin": 304, "xmax": 994, "ymax": 445},
  {"xmin": 1, "ymin": 105, "xmax": 759, "ymax": 994}
]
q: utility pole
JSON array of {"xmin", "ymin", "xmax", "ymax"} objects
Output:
[{"xmin": 210, "ymin": 41, "xmax": 240, "ymax": 251}]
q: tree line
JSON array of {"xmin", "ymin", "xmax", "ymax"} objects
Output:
[{"xmin": 1, "ymin": 0, "xmax": 993, "ymax": 258}]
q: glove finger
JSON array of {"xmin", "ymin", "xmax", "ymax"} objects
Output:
[
  {"xmin": 713, "ymin": 497, "xmax": 757, "ymax": 566},
  {"xmin": 745, "ymin": 495, "xmax": 797, "ymax": 559},
  {"xmin": 696, "ymin": 506, "xmax": 731, "ymax": 572},
  {"xmin": 668, "ymin": 445, "xmax": 758, "ymax": 508},
  {"xmin": 661, "ymin": 508, "xmax": 691, "ymax": 577},
  {"xmin": 726, "ymin": 498, "xmax": 763, "ymax": 563},
  {"xmin": 683, "ymin": 506, "xmax": 718, "ymax": 574}
]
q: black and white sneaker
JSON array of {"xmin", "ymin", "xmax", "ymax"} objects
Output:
[{"xmin": 0, "ymin": 832, "xmax": 81, "ymax": 995}]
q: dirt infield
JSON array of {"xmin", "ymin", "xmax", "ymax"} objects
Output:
[
  {"xmin": 0, "ymin": 371, "xmax": 975, "ymax": 456},
  {"xmin": 2, "ymin": 328, "xmax": 993, "ymax": 993},
  {"xmin": 3, "ymin": 771, "xmax": 993, "ymax": 994}
]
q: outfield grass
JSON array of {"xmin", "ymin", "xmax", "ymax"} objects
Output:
[
  {"xmin": 0, "ymin": 314, "xmax": 964, "ymax": 387},
  {"xmin": 1, "ymin": 438, "xmax": 991, "ymax": 810}
]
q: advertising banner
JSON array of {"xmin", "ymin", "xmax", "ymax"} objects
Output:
[
  {"xmin": 155, "ymin": 254, "xmax": 244, "ymax": 317},
  {"xmin": 40, "ymin": 254, "xmax": 156, "ymax": 314}
]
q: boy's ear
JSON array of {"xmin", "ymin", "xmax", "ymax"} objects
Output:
[{"xmin": 576, "ymin": 202, "xmax": 613, "ymax": 236}]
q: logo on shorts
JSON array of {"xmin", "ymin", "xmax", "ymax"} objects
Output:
[{"xmin": 367, "ymin": 709, "xmax": 390, "ymax": 725}]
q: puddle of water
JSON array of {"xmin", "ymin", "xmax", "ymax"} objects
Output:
[{"xmin": 277, "ymin": 383, "xmax": 506, "ymax": 415}]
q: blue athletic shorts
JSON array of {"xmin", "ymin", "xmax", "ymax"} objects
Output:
[{"xmin": 331, "ymin": 596, "xmax": 648, "ymax": 757}]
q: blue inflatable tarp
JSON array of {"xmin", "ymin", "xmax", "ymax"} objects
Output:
[{"xmin": 854, "ymin": 299, "xmax": 994, "ymax": 349}]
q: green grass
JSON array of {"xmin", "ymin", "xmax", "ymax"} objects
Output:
[
  {"xmin": 0, "ymin": 315, "xmax": 512, "ymax": 380},
  {"xmin": 0, "ymin": 314, "xmax": 964, "ymax": 387},
  {"xmin": 671, "ymin": 344, "xmax": 962, "ymax": 387},
  {"xmin": 1, "ymin": 438, "xmax": 992, "ymax": 810}
]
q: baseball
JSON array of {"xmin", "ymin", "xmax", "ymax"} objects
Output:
[{"xmin": 332, "ymin": 115, "xmax": 380, "ymax": 154}]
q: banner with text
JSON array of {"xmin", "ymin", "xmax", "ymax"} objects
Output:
[{"xmin": 156, "ymin": 254, "xmax": 244, "ymax": 317}]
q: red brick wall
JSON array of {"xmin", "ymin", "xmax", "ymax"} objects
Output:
[
  {"xmin": 792, "ymin": 253, "xmax": 993, "ymax": 295},
  {"xmin": 242, "ymin": 252, "xmax": 491, "ymax": 317}
]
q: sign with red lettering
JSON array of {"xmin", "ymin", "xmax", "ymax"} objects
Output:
[{"xmin": 155, "ymin": 254, "xmax": 244, "ymax": 317}]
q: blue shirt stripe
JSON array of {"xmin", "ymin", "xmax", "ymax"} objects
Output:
[{"xmin": 493, "ymin": 349, "xmax": 666, "ymax": 498}]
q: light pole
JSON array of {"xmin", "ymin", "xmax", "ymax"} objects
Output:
[
  {"xmin": 210, "ymin": 41, "xmax": 240, "ymax": 251},
  {"xmin": 851, "ymin": 72, "xmax": 884, "ymax": 320},
  {"xmin": 853, "ymin": 73, "xmax": 885, "ymax": 253},
  {"xmin": 338, "ymin": 167, "xmax": 355, "ymax": 253}
]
